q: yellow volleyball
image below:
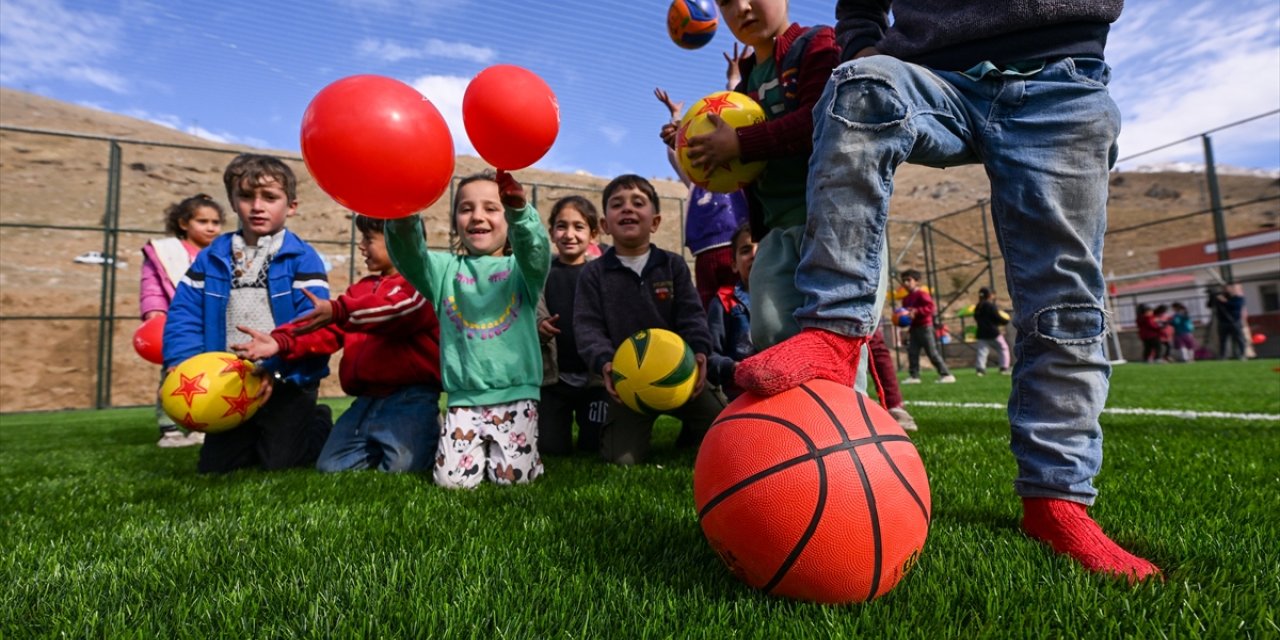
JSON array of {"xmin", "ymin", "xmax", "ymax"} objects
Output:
[{"xmin": 675, "ymin": 91, "xmax": 767, "ymax": 193}]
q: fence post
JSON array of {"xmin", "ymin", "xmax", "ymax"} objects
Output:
[
  {"xmin": 1201, "ymin": 134, "xmax": 1233, "ymax": 283},
  {"xmin": 979, "ymin": 199, "xmax": 995, "ymax": 291},
  {"xmin": 95, "ymin": 141, "xmax": 123, "ymax": 409}
]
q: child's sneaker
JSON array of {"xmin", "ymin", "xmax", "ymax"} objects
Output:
[
  {"xmin": 157, "ymin": 431, "xmax": 200, "ymax": 448},
  {"xmin": 976, "ymin": 370, "xmax": 986, "ymax": 377},
  {"xmin": 888, "ymin": 406, "xmax": 918, "ymax": 432},
  {"xmin": 937, "ymin": 375, "xmax": 957, "ymax": 384},
  {"xmin": 1000, "ymin": 368, "xmax": 1011, "ymax": 375},
  {"xmin": 903, "ymin": 377, "xmax": 922, "ymax": 384}
]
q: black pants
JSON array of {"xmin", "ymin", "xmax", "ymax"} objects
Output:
[
  {"xmin": 197, "ymin": 382, "xmax": 333, "ymax": 474},
  {"xmin": 538, "ymin": 380, "xmax": 608, "ymax": 455}
]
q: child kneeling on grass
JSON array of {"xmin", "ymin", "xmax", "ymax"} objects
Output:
[
  {"xmin": 574, "ymin": 174, "xmax": 726, "ymax": 465},
  {"xmin": 232, "ymin": 214, "xmax": 443, "ymax": 473},
  {"xmin": 385, "ymin": 171, "xmax": 551, "ymax": 489}
]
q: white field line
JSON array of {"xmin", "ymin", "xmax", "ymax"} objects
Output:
[{"xmin": 906, "ymin": 400, "xmax": 1280, "ymax": 422}]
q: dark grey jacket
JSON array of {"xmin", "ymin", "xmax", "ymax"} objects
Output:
[
  {"xmin": 835, "ymin": 0, "xmax": 1123, "ymax": 69},
  {"xmin": 573, "ymin": 246, "xmax": 713, "ymax": 376}
]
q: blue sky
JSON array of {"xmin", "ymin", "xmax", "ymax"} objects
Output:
[{"xmin": 2, "ymin": 0, "xmax": 1277, "ymax": 180}]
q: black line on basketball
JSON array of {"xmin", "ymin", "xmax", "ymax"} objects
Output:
[
  {"xmin": 844, "ymin": 389, "xmax": 885, "ymax": 599},
  {"xmin": 762, "ymin": 445, "xmax": 827, "ymax": 595},
  {"xmin": 855, "ymin": 392, "xmax": 931, "ymax": 525},
  {"xmin": 697, "ymin": 414, "xmax": 820, "ymax": 520},
  {"xmin": 800, "ymin": 383, "xmax": 853, "ymax": 442},
  {"xmin": 698, "ymin": 414, "xmax": 913, "ymax": 521}
]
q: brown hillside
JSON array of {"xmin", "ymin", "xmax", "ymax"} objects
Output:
[{"xmin": 1, "ymin": 87, "xmax": 1276, "ymax": 411}]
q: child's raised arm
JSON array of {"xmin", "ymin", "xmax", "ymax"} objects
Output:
[
  {"xmin": 384, "ymin": 215, "xmax": 450, "ymax": 304},
  {"xmin": 497, "ymin": 171, "xmax": 552, "ymax": 300}
]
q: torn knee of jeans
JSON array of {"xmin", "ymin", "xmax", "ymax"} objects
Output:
[
  {"xmin": 830, "ymin": 77, "xmax": 906, "ymax": 129},
  {"xmin": 1031, "ymin": 304, "xmax": 1106, "ymax": 344}
]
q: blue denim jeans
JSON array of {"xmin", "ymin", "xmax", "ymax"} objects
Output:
[
  {"xmin": 316, "ymin": 385, "xmax": 441, "ymax": 473},
  {"xmin": 799, "ymin": 55, "xmax": 1120, "ymax": 504}
]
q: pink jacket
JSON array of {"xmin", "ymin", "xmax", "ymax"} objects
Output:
[{"xmin": 139, "ymin": 239, "xmax": 199, "ymax": 318}]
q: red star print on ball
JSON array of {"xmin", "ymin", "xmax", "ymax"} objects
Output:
[
  {"xmin": 179, "ymin": 412, "xmax": 208, "ymax": 431},
  {"xmin": 220, "ymin": 387, "xmax": 257, "ymax": 419},
  {"xmin": 219, "ymin": 356, "xmax": 254, "ymax": 380},
  {"xmin": 169, "ymin": 372, "xmax": 208, "ymax": 407},
  {"xmin": 695, "ymin": 93, "xmax": 736, "ymax": 117}
]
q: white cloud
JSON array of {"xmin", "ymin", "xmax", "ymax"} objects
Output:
[
  {"xmin": 597, "ymin": 124, "xmax": 627, "ymax": 145},
  {"xmin": 123, "ymin": 108, "xmax": 270, "ymax": 148},
  {"xmin": 1108, "ymin": 0, "xmax": 1280, "ymax": 169},
  {"xmin": 358, "ymin": 37, "xmax": 496, "ymax": 64},
  {"xmin": 408, "ymin": 74, "xmax": 476, "ymax": 157},
  {"xmin": 0, "ymin": 0, "xmax": 128, "ymax": 93}
]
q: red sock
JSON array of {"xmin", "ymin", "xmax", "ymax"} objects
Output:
[
  {"xmin": 734, "ymin": 328, "xmax": 867, "ymax": 396},
  {"xmin": 1022, "ymin": 497, "xmax": 1161, "ymax": 582}
]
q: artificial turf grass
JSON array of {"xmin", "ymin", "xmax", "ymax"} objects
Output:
[{"xmin": 2, "ymin": 362, "xmax": 1277, "ymax": 638}]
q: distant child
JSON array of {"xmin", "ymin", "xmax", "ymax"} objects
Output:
[
  {"xmin": 1136, "ymin": 304, "xmax": 1162, "ymax": 363},
  {"xmin": 574, "ymin": 174, "xmax": 727, "ymax": 465},
  {"xmin": 707, "ymin": 223, "xmax": 757, "ymax": 400},
  {"xmin": 1207, "ymin": 285, "xmax": 1247, "ymax": 360},
  {"xmin": 537, "ymin": 196, "xmax": 608, "ymax": 456},
  {"xmin": 231, "ymin": 214, "xmax": 443, "ymax": 473},
  {"xmin": 655, "ymin": 87, "xmax": 749, "ymax": 309},
  {"xmin": 1170, "ymin": 302, "xmax": 1197, "ymax": 362},
  {"xmin": 682, "ymin": 1, "xmax": 839, "ymax": 349},
  {"xmin": 141, "ymin": 193, "xmax": 223, "ymax": 448},
  {"xmin": 868, "ymin": 328, "xmax": 918, "ymax": 431},
  {"xmin": 163, "ymin": 154, "xmax": 333, "ymax": 473},
  {"xmin": 973, "ymin": 287, "xmax": 1011, "ymax": 376},
  {"xmin": 898, "ymin": 270, "xmax": 955, "ymax": 384},
  {"xmin": 384, "ymin": 171, "xmax": 550, "ymax": 488},
  {"xmin": 1154, "ymin": 304, "xmax": 1174, "ymax": 361}
]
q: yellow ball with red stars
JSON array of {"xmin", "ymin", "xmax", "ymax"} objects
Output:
[
  {"xmin": 675, "ymin": 91, "xmax": 767, "ymax": 193},
  {"xmin": 160, "ymin": 352, "xmax": 265, "ymax": 433}
]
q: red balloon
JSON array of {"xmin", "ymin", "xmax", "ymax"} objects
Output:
[
  {"xmin": 462, "ymin": 65, "xmax": 560, "ymax": 170},
  {"xmin": 134, "ymin": 315, "xmax": 165, "ymax": 364},
  {"xmin": 301, "ymin": 75, "xmax": 455, "ymax": 219},
  {"xmin": 1252, "ymin": 332, "xmax": 1267, "ymax": 345}
]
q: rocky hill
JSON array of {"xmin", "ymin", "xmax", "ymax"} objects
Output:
[{"xmin": 2, "ymin": 87, "xmax": 1276, "ymax": 411}]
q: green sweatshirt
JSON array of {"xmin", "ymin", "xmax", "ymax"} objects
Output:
[{"xmin": 384, "ymin": 203, "xmax": 551, "ymax": 407}]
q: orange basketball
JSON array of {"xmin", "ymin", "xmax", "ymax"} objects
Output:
[{"xmin": 693, "ymin": 380, "xmax": 931, "ymax": 604}]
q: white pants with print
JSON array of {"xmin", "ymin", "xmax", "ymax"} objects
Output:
[{"xmin": 435, "ymin": 399, "xmax": 543, "ymax": 489}]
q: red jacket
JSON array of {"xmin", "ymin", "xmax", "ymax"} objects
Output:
[
  {"xmin": 733, "ymin": 22, "xmax": 840, "ymax": 163},
  {"xmin": 1136, "ymin": 314, "xmax": 1163, "ymax": 341},
  {"xmin": 901, "ymin": 288, "xmax": 936, "ymax": 328},
  {"xmin": 273, "ymin": 273, "xmax": 442, "ymax": 397}
]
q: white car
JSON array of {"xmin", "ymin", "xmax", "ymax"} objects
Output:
[{"xmin": 73, "ymin": 251, "xmax": 127, "ymax": 269}]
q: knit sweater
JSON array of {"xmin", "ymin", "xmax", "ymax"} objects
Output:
[
  {"xmin": 573, "ymin": 245, "xmax": 713, "ymax": 377},
  {"xmin": 384, "ymin": 204, "xmax": 551, "ymax": 407},
  {"xmin": 835, "ymin": 0, "xmax": 1122, "ymax": 69}
]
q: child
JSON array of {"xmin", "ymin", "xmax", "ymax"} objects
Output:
[
  {"xmin": 868, "ymin": 327, "xmax": 918, "ymax": 431},
  {"xmin": 384, "ymin": 171, "xmax": 550, "ymax": 488},
  {"xmin": 736, "ymin": 1, "xmax": 1160, "ymax": 580},
  {"xmin": 163, "ymin": 154, "xmax": 333, "ymax": 474},
  {"xmin": 230, "ymin": 215, "xmax": 443, "ymax": 473},
  {"xmin": 1154, "ymin": 304, "xmax": 1174, "ymax": 362},
  {"xmin": 682, "ymin": 0, "xmax": 839, "ymax": 349},
  {"xmin": 1136, "ymin": 304, "xmax": 1162, "ymax": 364},
  {"xmin": 707, "ymin": 223, "xmax": 757, "ymax": 400},
  {"xmin": 973, "ymin": 287, "xmax": 1011, "ymax": 376},
  {"xmin": 655, "ymin": 87, "xmax": 749, "ymax": 310},
  {"xmin": 898, "ymin": 269, "xmax": 955, "ymax": 384},
  {"xmin": 1170, "ymin": 302, "xmax": 1197, "ymax": 362},
  {"xmin": 574, "ymin": 174, "xmax": 727, "ymax": 465},
  {"xmin": 537, "ymin": 196, "xmax": 608, "ymax": 456},
  {"xmin": 141, "ymin": 193, "xmax": 223, "ymax": 448}
]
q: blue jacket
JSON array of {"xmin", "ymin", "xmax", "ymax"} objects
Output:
[
  {"xmin": 163, "ymin": 230, "xmax": 332, "ymax": 387},
  {"xmin": 706, "ymin": 283, "xmax": 753, "ymax": 399}
]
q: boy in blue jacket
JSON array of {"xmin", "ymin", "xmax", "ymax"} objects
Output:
[{"xmin": 163, "ymin": 154, "xmax": 333, "ymax": 473}]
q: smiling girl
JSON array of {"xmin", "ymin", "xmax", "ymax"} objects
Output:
[{"xmin": 384, "ymin": 171, "xmax": 551, "ymax": 489}]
